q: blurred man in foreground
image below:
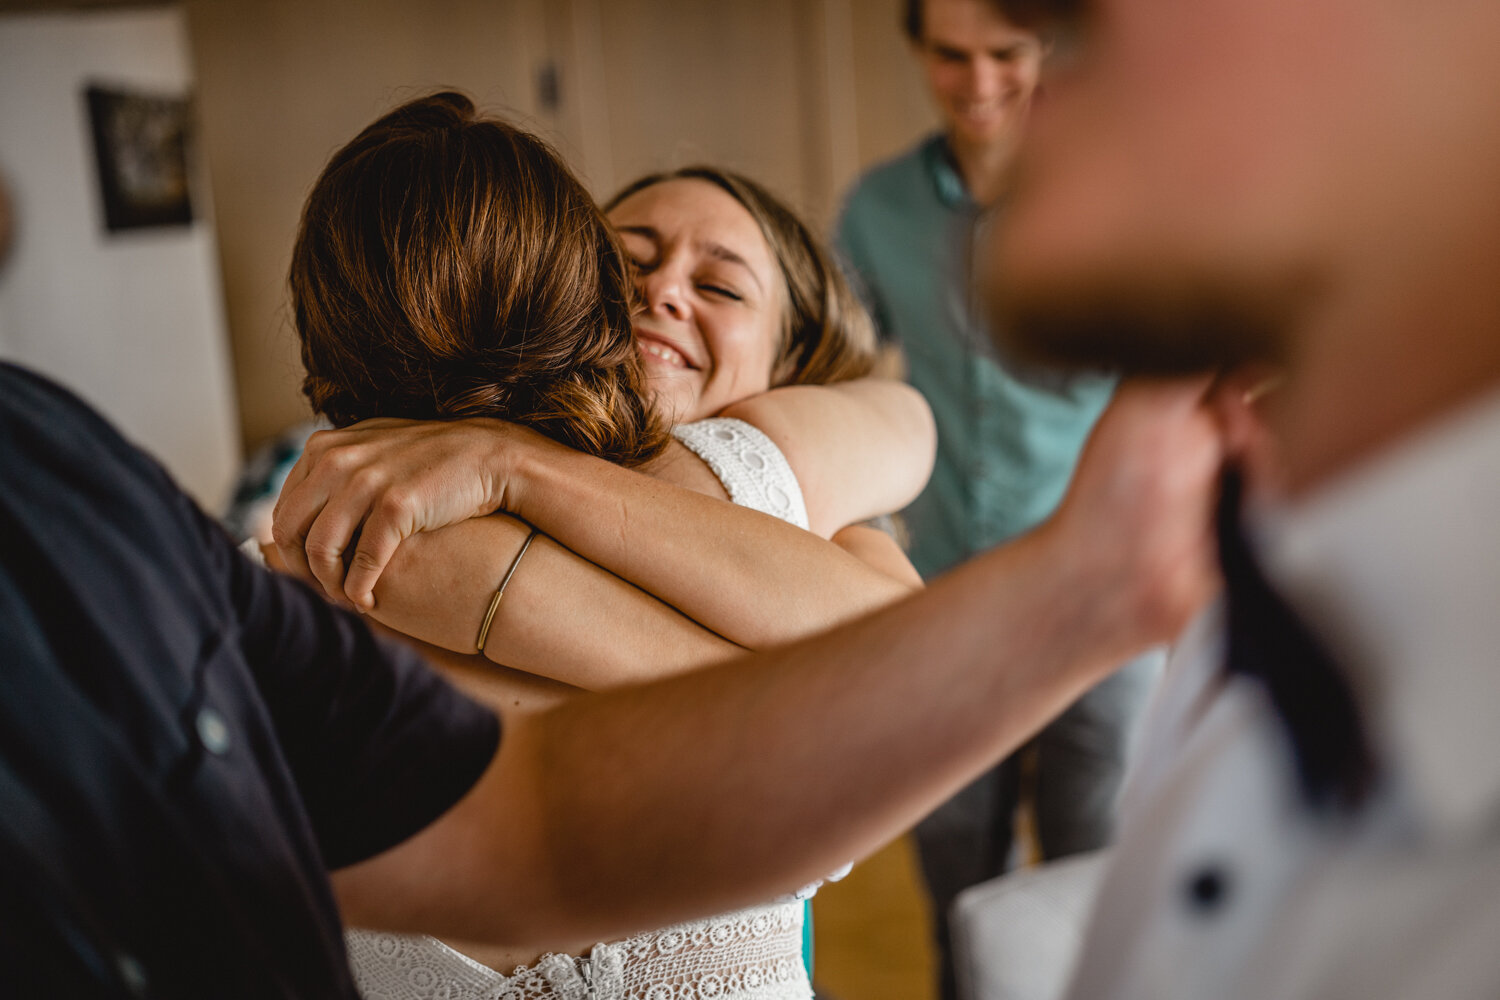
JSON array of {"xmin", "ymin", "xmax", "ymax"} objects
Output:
[{"xmin": 991, "ymin": 0, "xmax": 1500, "ymax": 996}]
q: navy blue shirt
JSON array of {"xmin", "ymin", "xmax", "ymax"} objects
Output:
[{"xmin": 0, "ymin": 364, "xmax": 500, "ymax": 997}]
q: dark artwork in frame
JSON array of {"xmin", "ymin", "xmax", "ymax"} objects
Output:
[{"xmin": 85, "ymin": 84, "xmax": 195, "ymax": 232}]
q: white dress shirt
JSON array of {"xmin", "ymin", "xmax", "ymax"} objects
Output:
[{"xmin": 1063, "ymin": 389, "xmax": 1500, "ymax": 1000}]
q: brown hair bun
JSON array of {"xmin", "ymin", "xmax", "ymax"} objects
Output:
[{"xmin": 291, "ymin": 91, "xmax": 667, "ymax": 466}]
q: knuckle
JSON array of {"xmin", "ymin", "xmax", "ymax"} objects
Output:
[
  {"xmin": 349, "ymin": 548, "xmax": 384, "ymax": 573},
  {"xmin": 347, "ymin": 466, "xmax": 386, "ymax": 494},
  {"xmin": 304, "ymin": 539, "xmax": 342, "ymax": 566},
  {"xmin": 303, "ymin": 429, "xmax": 333, "ymax": 453},
  {"xmin": 374, "ymin": 486, "xmax": 414, "ymax": 518},
  {"xmin": 269, "ymin": 521, "xmax": 298, "ymax": 549},
  {"xmin": 304, "ymin": 428, "xmax": 348, "ymax": 460},
  {"xmin": 325, "ymin": 448, "xmax": 362, "ymax": 476}
]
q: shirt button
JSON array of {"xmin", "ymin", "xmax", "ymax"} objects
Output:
[
  {"xmin": 195, "ymin": 707, "xmax": 231, "ymax": 756},
  {"xmin": 1182, "ymin": 862, "xmax": 1233, "ymax": 916},
  {"xmin": 114, "ymin": 950, "xmax": 149, "ymax": 997}
]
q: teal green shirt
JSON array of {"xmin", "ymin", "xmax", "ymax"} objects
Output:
[{"xmin": 836, "ymin": 135, "xmax": 1116, "ymax": 578}]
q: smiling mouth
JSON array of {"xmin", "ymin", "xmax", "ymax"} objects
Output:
[
  {"xmin": 957, "ymin": 99, "xmax": 1006, "ymax": 120},
  {"xmin": 636, "ymin": 335, "xmax": 696, "ymax": 370}
]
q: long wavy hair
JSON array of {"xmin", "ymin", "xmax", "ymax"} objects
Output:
[{"xmin": 290, "ymin": 91, "xmax": 669, "ymax": 466}]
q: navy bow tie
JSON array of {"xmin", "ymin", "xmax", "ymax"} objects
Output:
[{"xmin": 1216, "ymin": 467, "xmax": 1377, "ymax": 813}]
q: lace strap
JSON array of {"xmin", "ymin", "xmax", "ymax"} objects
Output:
[{"xmin": 672, "ymin": 418, "xmax": 810, "ymax": 530}]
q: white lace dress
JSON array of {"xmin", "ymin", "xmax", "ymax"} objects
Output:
[{"xmin": 347, "ymin": 418, "xmax": 837, "ymax": 1000}]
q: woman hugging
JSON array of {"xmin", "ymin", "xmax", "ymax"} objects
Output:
[{"xmin": 275, "ymin": 91, "xmax": 935, "ymax": 1000}]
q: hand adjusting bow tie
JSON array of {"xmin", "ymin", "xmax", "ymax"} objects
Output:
[{"xmin": 1216, "ymin": 466, "xmax": 1377, "ymax": 813}]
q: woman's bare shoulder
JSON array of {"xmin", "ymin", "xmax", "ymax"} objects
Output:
[{"xmin": 636, "ymin": 437, "xmax": 730, "ymax": 501}]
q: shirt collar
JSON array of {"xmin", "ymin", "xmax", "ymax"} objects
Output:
[
  {"xmin": 1253, "ymin": 388, "xmax": 1500, "ymax": 837},
  {"xmin": 922, "ymin": 134, "xmax": 975, "ymax": 210}
]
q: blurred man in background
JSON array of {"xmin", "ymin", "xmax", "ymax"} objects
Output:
[
  {"xmin": 835, "ymin": 4, "xmax": 1158, "ymax": 994},
  {"xmin": 991, "ymin": 0, "xmax": 1500, "ymax": 996}
]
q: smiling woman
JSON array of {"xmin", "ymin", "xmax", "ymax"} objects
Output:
[
  {"xmin": 607, "ymin": 166, "xmax": 878, "ymax": 424},
  {"xmin": 610, "ymin": 177, "xmax": 783, "ymax": 423}
]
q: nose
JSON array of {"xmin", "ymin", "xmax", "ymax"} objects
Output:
[
  {"xmin": 969, "ymin": 57, "xmax": 1004, "ymax": 100},
  {"xmin": 639, "ymin": 261, "xmax": 689, "ymax": 321}
]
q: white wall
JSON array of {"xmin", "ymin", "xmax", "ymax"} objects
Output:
[{"xmin": 0, "ymin": 6, "xmax": 241, "ymax": 509}]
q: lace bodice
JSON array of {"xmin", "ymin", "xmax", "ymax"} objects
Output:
[
  {"xmin": 349, "ymin": 900, "xmax": 811, "ymax": 1000},
  {"xmin": 671, "ymin": 418, "xmax": 810, "ymax": 530},
  {"xmin": 347, "ymin": 420, "xmax": 823, "ymax": 1000}
]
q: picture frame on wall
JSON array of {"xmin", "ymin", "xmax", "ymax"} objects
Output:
[{"xmin": 84, "ymin": 84, "xmax": 195, "ymax": 232}]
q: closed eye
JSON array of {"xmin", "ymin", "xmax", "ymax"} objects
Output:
[
  {"xmin": 698, "ymin": 283, "xmax": 743, "ymax": 302},
  {"xmin": 616, "ymin": 227, "xmax": 661, "ymax": 272}
]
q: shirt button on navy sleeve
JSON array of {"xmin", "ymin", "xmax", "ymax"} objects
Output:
[
  {"xmin": 114, "ymin": 950, "xmax": 150, "ymax": 997},
  {"xmin": 195, "ymin": 707, "xmax": 231, "ymax": 756},
  {"xmin": 1182, "ymin": 862, "xmax": 1234, "ymax": 916}
]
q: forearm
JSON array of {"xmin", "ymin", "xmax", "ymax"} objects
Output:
[
  {"xmin": 335, "ymin": 377, "xmax": 1224, "ymax": 946},
  {"xmin": 369, "ymin": 513, "xmax": 744, "ymax": 688},
  {"xmin": 336, "ymin": 519, "xmax": 1156, "ymax": 947},
  {"xmin": 393, "ymin": 634, "xmax": 580, "ymax": 716},
  {"xmin": 508, "ymin": 440, "xmax": 919, "ymax": 647},
  {"xmin": 522, "ymin": 524, "xmax": 1144, "ymax": 931}
]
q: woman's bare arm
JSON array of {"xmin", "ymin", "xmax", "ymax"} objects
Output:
[
  {"xmin": 263, "ymin": 515, "xmax": 744, "ymax": 689},
  {"xmin": 274, "ymin": 383, "xmax": 933, "ymax": 652},
  {"xmin": 718, "ymin": 379, "xmax": 935, "ymax": 539},
  {"xmin": 371, "ymin": 627, "xmax": 580, "ymax": 717},
  {"xmin": 274, "ymin": 425, "xmax": 922, "ymax": 651},
  {"xmin": 371, "ymin": 512, "xmax": 744, "ymax": 688},
  {"xmin": 830, "ymin": 524, "xmax": 922, "ymax": 587},
  {"xmin": 498, "ymin": 433, "xmax": 922, "ymax": 646}
]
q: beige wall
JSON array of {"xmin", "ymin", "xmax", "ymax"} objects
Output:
[
  {"xmin": 184, "ymin": 0, "xmax": 555, "ymax": 450},
  {"xmin": 185, "ymin": 0, "xmax": 937, "ymax": 453},
  {"xmin": 850, "ymin": 0, "xmax": 939, "ymax": 168}
]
